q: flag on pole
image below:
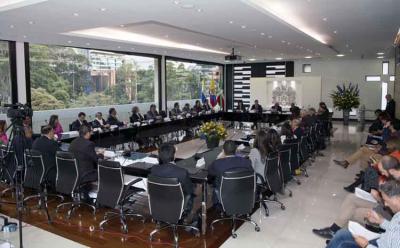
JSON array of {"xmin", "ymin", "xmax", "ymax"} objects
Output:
[{"xmin": 209, "ymin": 79, "xmax": 217, "ymax": 107}]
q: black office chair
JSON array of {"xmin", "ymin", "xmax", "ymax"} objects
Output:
[
  {"xmin": 257, "ymin": 152, "xmax": 285, "ymax": 216},
  {"xmin": 97, "ymin": 160, "xmax": 145, "ymax": 233},
  {"xmin": 299, "ymin": 136, "xmax": 311, "ymax": 177},
  {"xmin": 0, "ymin": 146, "xmax": 17, "ymax": 198},
  {"xmin": 282, "ymin": 140, "xmax": 302, "ymax": 185},
  {"xmin": 147, "ymin": 175, "xmax": 199, "ymax": 248},
  {"xmin": 211, "ymin": 170, "xmax": 260, "ymax": 238},
  {"xmin": 23, "ymin": 149, "xmax": 63, "ymax": 223},
  {"xmin": 278, "ymin": 146, "xmax": 293, "ymax": 197},
  {"xmin": 55, "ymin": 151, "xmax": 96, "ymax": 218}
]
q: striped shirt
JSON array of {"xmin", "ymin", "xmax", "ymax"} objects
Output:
[{"xmin": 367, "ymin": 212, "xmax": 400, "ymax": 248}]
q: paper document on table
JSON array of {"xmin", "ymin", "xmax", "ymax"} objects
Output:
[
  {"xmin": 139, "ymin": 157, "xmax": 159, "ymax": 164},
  {"xmin": 114, "ymin": 157, "xmax": 135, "ymax": 167},
  {"xmin": 348, "ymin": 221, "xmax": 380, "ymax": 241},
  {"xmin": 355, "ymin": 187, "xmax": 377, "ymax": 203},
  {"xmin": 196, "ymin": 157, "xmax": 206, "ymax": 168},
  {"xmin": 104, "ymin": 150, "xmax": 116, "ymax": 158}
]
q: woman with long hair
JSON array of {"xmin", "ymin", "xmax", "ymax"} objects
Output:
[
  {"xmin": 49, "ymin": 115, "xmax": 63, "ymax": 138},
  {"xmin": 0, "ymin": 120, "xmax": 8, "ymax": 145}
]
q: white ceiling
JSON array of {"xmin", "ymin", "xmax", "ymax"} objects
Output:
[{"xmin": 0, "ymin": 0, "xmax": 398, "ymax": 63}]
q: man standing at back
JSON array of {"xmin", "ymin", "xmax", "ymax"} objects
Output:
[
  {"xmin": 32, "ymin": 125, "xmax": 60, "ymax": 188},
  {"xmin": 386, "ymin": 94, "xmax": 396, "ymax": 120},
  {"xmin": 208, "ymin": 140, "xmax": 253, "ymax": 205}
]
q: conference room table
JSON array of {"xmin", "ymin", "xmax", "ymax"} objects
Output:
[
  {"xmin": 113, "ymin": 129, "xmax": 252, "ymax": 236},
  {"xmin": 60, "ymin": 111, "xmax": 291, "ymax": 147}
]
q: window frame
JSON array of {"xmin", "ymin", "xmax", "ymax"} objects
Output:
[{"xmin": 0, "ymin": 39, "xmax": 17, "ymax": 104}]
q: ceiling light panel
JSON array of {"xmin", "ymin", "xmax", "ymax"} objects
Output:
[
  {"xmin": 65, "ymin": 27, "xmax": 229, "ymax": 55},
  {"xmin": 243, "ymin": 0, "xmax": 329, "ymax": 44},
  {"xmin": 0, "ymin": 0, "xmax": 47, "ymax": 12}
]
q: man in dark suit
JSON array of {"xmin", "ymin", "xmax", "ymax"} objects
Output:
[
  {"xmin": 208, "ymin": 140, "xmax": 253, "ymax": 205},
  {"xmin": 107, "ymin": 107, "xmax": 124, "ymax": 127},
  {"xmin": 290, "ymin": 103, "xmax": 301, "ymax": 117},
  {"xmin": 130, "ymin": 106, "xmax": 144, "ymax": 123},
  {"xmin": 150, "ymin": 143, "xmax": 194, "ymax": 213},
  {"xmin": 271, "ymin": 102, "xmax": 283, "ymax": 113},
  {"xmin": 32, "ymin": 125, "xmax": 60, "ymax": 188},
  {"xmin": 92, "ymin": 112, "xmax": 109, "ymax": 129},
  {"xmin": 386, "ymin": 94, "xmax": 396, "ymax": 120},
  {"xmin": 250, "ymin": 100, "xmax": 263, "ymax": 114},
  {"xmin": 71, "ymin": 112, "xmax": 89, "ymax": 131},
  {"xmin": 68, "ymin": 125, "xmax": 100, "ymax": 183}
]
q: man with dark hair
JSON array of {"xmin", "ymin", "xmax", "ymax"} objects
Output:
[
  {"xmin": 250, "ymin": 100, "xmax": 263, "ymax": 114},
  {"xmin": 327, "ymin": 180, "xmax": 400, "ymax": 248},
  {"xmin": 385, "ymin": 94, "xmax": 396, "ymax": 120},
  {"xmin": 71, "ymin": 112, "xmax": 89, "ymax": 131},
  {"xmin": 150, "ymin": 143, "xmax": 194, "ymax": 212},
  {"xmin": 208, "ymin": 140, "xmax": 253, "ymax": 204},
  {"xmin": 32, "ymin": 125, "xmax": 60, "ymax": 187},
  {"xmin": 369, "ymin": 109, "xmax": 384, "ymax": 135},
  {"xmin": 68, "ymin": 125, "xmax": 99, "ymax": 183}
]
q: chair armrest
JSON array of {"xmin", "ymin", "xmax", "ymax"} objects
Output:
[{"xmin": 125, "ymin": 178, "xmax": 143, "ymax": 188}]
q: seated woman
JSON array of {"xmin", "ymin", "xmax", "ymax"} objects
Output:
[
  {"xmin": 249, "ymin": 129, "xmax": 281, "ymax": 181},
  {"xmin": 146, "ymin": 104, "xmax": 161, "ymax": 121},
  {"xmin": 107, "ymin": 108, "xmax": 124, "ymax": 127},
  {"xmin": 317, "ymin": 102, "xmax": 330, "ymax": 120},
  {"xmin": 0, "ymin": 120, "xmax": 8, "ymax": 145},
  {"xmin": 235, "ymin": 100, "xmax": 246, "ymax": 112},
  {"xmin": 130, "ymin": 106, "xmax": 144, "ymax": 123},
  {"xmin": 202, "ymin": 99, "xmax": 212, "ymax": 112},
  {"xmin": 193, "ymin": 100, "xmax": 203, "ymax": 114},
  {"xmin": 49, "ymin": 114, "xmax": 63, "ymax": 138},
  {"xmin": 92, "ymin": 112, "xmax": 109, "ymax": 129},
  {"xmin": 182, "ymin": 103, "xmax": 191, "ymax": 115},
  {"xmin": 170, "ymin": 102, "xmax": 182, "ymax": 117}
]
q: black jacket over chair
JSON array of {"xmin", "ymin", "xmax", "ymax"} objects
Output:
[
  {"xmin": 211, "ymin": 170, "xmax": 260, "ymax": 238},
  {"xmin": 147, "ymin": 175, "xmax": 199, "ymax": 247},
  {"xmin": 55, "ymin": 151, "xmax": 96, "ymax": 218},
  {"xmin": 97, "ymin": 160, "xmax": 144, "ymax": 233}
]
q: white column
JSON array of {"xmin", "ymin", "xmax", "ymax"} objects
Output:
[
  {"xmin": 161, "ymin": 55, "xmax": 166, "ymax": 110},
  {"xmin": 16, "ymin": 42, "xmax": 27, "ymax": 104}
]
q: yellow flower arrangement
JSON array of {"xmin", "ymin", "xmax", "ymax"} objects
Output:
[{"xmin": 199, "ymin": 121, "xmax": 228, "ymax": 140}]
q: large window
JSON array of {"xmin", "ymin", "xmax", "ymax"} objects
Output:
[
  {"xmin": 29, "ymin": 44, "xmax": 159, "ymax": 131},
  {"xmin": 0, "ymin": 41, "xmax": 11, "ymax": 114},
  {"xmin": 166, "ymin": 59, "xmax": 223, "ymax": 109}
]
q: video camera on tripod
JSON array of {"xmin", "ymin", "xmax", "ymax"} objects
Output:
[{"xmin": 4, "ymin": 103, "xmax": 33, "ymax": 128}]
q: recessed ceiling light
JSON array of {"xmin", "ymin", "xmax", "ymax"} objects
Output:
[
  {"xmin": 287, "ymin": 42, "xmax": 291, "ymax": 45},
  {"xmin": 377, "ymin": 56, "xmax": 384, "ymax": 59},
  {"xmin": 9, "ymin": 24, "xmax": 14, "ymax": 28},
  {"xmin": 117, "ymin": 46, "xmax": 121, "ymax": 49},
  {"xmin": 164, "ymin": 34, "xmax": 169, "ymax": 38},
  {"xmin": 173, "ymin": 0, "xmax": 179, "ymax": 4},
  {"xmin": 197, "ymin": 8, "xmax": 202, "ymax": 12},
  {"xmin": 336, "ymin": 54, "xmax": 345, "ymax": 57},
  {"xmin": 304, "ymin": 56, "xmax": 312, "ymax": 59},
  {"xmin": 67, "ymin": 40, "xmax": 72, "ymax": 43},
  {"xmin": 333, "ymin": 30, "xmax": 338, "ymax": 34},
  {"xmin": 85, "ymin": 42, "xmax": 90, "ymax": 45},
  {"xmin": 131, "ymin": 47, "xmax": 135, "ymax": 50},
  {"xmin": 99, "ymin": 7, "xmax": 106, "ymax": 11},
  {"xmin": 73, "ymin": 13, "xmax": 79, "ymax": 16},
  {"xmin": 275, "ymin": 57, "xmax": 283, "ymax": 60},
  {"xmin": 345, "ymin": 44, "xmax": 349, "ymax": 48},
  {"xmin": 377, "ymin": 52, "xmax": 384, "ymax": 55},
  {"xmin": 66, "ymin": 27, "xmax": 229, "ymax": 55},
  {"xmin": 248, "ymin": 58, "xmax": 256, "ymax": 61},
  {"xmin": 322, "ymin": 17, "xmax": 328, "ymax": 21},
  {"xmin": 244, "ymin": 0, "xmax": 328, "ymax": 44},
  {"xmin": 229, "ymin": 20, "xmax": 234, "ymax": 24},
  {"xmin": 28, "ymin": 20, "xmax": 34, "ymax": 25},
  {"xmin": 23, "ymin": 35, "xmax": 27, "ymax": 38},
  {"xmin": 241, "ymin": 25, "xmax": 246, "ymax": 29},
  {"xmin": 281, "ymin": 40, "xmax": 286, "ymax": 43},
  {"xmin": 260, "ymin": 32, "xmax": 265, "ymax": 36},
  {"xmin": 119, "ymin": 24, "xmax": 125, "ymax": 28},
  {"xmin": 0, "ymin": 0, "xmax": 48, "ymax": 12},
  {"xmin": 349, "ymin": 49, "xmax": 353, "ymax": 53}
]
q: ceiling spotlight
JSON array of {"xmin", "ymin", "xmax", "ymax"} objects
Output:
[
  {"xmin": 322, "ymin": 17, "xmax": 328, "ymax": 21},
  {"xmin": 119, "ymin": 24, "xmax": 125, "ymax": 28},
  {"xmin": 173, "ymin": 0, "xmax": 179, "ymax": 4},
  {"xmin": 117, "ymin": 46, "xmax": 121, "ymax": 49},
  {"xmin": 345, "ymin": 44, "xmax": 349, "ymax": 48},
  {"xmin": 9, "ymin": 24, "xmax": 14, "ymax": 28},
  {"xmin": 377, "ymin": 52, "xmax": 384, "ymax": 55},
  {"xmin": 260, "ymin": 32, "xmax": 265, "ymax": 36},
  {"xmin": 333, "ymin": 30, "xmax": 338, "ymax": 34},
  {"xmin": 287, "ymin": 42, "xmax": 291, "ymax": 45},
  {"xmin": 23, "ymin": 35, "xmax": 27, "ymax": 38},
  {"xmin": 336, "ymin": 54, "xmax": 345, "ymax": 57},
  {"xmin": 229, "ymin": 20, "xmax": 234, "ymax": 24},
  {"xmin": 281, "ymin": 40, "xmax": 286, "ymax": 43},
  {"xmin": 28, "ymin": 20, "xmax": 34, "ymax": 25},
  {"xmin": 304, "ymin": 56, "xmax": 312, "ymax": 59},
  {"xmin": 197, "ymin": 8, "xmax": 202, "ymax": 12},
  {"xmin": 377, "ymin": 56, "xmax": 384, "ymax": 59},
  {"xmin": 86, "ymin": 42, "xmax": 90, "ymax": 45},
  {"xmin": 248, "ymin": 58, "xmax": 256, "ymax": 61},
  {"xmin": 99, "ymin": 7, "xmax": 106, "ymax": 11},
  {"xmin": 241, "ymin": 25, "xmax": 246, "ymax": 29},
  {"xmin": 73, "ymin": 12, "xmax": 79, "ymax": 16},
  {"xmin": 275, "ymin": 57, "xmax": 283, "ymax": 60},
  {"xmin": 67, "ymin": 40, "xmax": 72, "ymax": 43}
]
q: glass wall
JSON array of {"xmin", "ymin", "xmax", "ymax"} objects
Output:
[
  {"xmin": 29, "ymin": 44, "xmax": 159, "ymax": 132},
  {"xmin": 166, "ymin": 59, "xmax": 223, "ymax": 110},
  {"xmin": 0, "ymin": 41, "xmax": 11, "ymax": 114}
]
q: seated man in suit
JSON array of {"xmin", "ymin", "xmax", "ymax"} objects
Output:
[
  {"xmin": 290, "ymin": 103, "xmax": 301, "ymax": 117},
  {"xmin": 182, "ymin": 103, "xmax": 191, "ymax": 115},
  {"xmin": 71, "ymin": 112, "xmax": 89, "ymax": 131},
  {"xmin": 130, "ymin": 106, "xmax": 144, "ymax": 123},
  {"xmin": 146, "ymin": 104, "xmax": 161, "ymax": 121},
  {"xmin": 32, "ymin": 125, "xmax": 60, "ymax": 188},
  {"xmin": 69, "ymin": 125, "xmax": 101, "ymax": 183},
  {"xmin": 208, "ymin": 140, "xmax": 253, "ymax": 205},
  {"xmin": 150, "ymin": 143, "xmax": 194, "ymax": 214},
  {"xmin": 107, "ymin": 107, "xmax": 124, "ymax": 127},
  {"xmin": 271, "ymin": 102, "xmax": 283, "ymax": 113},
  {"xmin": 250, "ymin": 100, "xmax": 263, "ymax": 114},
  {"xmin": 92, "ymin": 112, "xmax": 110, "ymax": 129},
  {"xmin": 202, "ymin": 99, "xmax": 212, "ymax": 112},
  {"xmin": 170, "ymin": 102, "xmax": 182, "ymax": 117}
]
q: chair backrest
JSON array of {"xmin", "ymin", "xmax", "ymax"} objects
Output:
[
  {"xmin": 97, "ymin": 160, "xmax": 124, "ymax": 208},
  {"xmin": 203, "ymin": 147, "xmax": 222, "ymax": 167},
  {"xmin": 220, "ymin": 170, "xmax": 255, "ymax": 216},
  {"xmin": 0, "ymin": 145, "xmax": 17, "ymax": 181},
  {"xmin": 24, "ymin": 149, "xmax": 45, "ymax": 190},
  {"xmin": 300, "ymin": 136, "xmax": 310, "ymax": 161},
  {"xmin": 55, "ymin": 151, "xmax": 79, "ymax": 195},
  {"xmin": 264, "ymin": 152, "xmax": 283, "ymax": 193},
  {"xmin": 278, "ymin": 146, "xmax": 292, "ymax": 183},
  {"xmin": 147, "ymin": 175, "xmax": 184, "ymax": 224}
]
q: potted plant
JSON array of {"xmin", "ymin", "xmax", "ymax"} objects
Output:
[
  {"xmin": 330, "ymin": 83, "xmax": 360, "ymax": 125},
  {"xmin": 199, "ymin": 121, "xmax": 228, "ymax": 149}
]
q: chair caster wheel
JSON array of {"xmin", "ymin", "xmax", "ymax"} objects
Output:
[
  {"xmin": 255, "ymin": 226, "xmax": 260, "ymax": 232},
  {"xmin": 281, "ymin": 205, "xmax": 286, "ymax": 210},
  {"xmin": 232, "ymin": 233, "xmax": 237, "ymax": 239},
  {"xmin": 297, "ymin": 181, "xmax": 301, "ymax": 185},
  {"xmin": 289, "ymin": 193, "xmax": 293, "ymax": 197}
]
